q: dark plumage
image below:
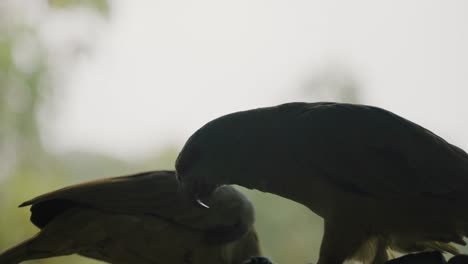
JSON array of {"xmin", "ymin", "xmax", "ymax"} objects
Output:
[
  {"xmin": 0, "ymin": 170, "xmax": 262, "ymax": 264},
  {"xmin": 176, "ymin": 102, "xmax": 468, "ymax": 264},
  {"xmin": 385, "ymin": 252, "xmax": 445, "ymax": 264}
]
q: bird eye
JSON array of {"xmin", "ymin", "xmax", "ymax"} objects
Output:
[{"xmin": 176, "ymin": 145, "xmax": 201, "ymax": 176}]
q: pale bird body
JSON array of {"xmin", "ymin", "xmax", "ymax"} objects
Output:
[{"xmin": 176, "ymin": 102, "xmax": 468, "ymax": 264}]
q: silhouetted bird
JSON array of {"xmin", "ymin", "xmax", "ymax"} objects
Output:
[
  {"xmin": 0, "ymin": 170, "xmax": 263, "ymax": 264},
  {"xmin": 176, "ymin": 102, "xmax": 468, "ymax": 264}
]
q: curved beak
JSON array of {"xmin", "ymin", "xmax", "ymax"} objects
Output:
[
  {"xmin": 178, "ymin": 178, "xmax": 214, "ymax": 209},
  {"xmin": 195, "ymin": 197, "xmax": 210, "ymax": 208}
]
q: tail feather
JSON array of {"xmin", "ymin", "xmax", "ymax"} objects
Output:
[
  {"xmin": 0, "ymin": 234, "xmax": 69, "ymax": 264},
  {"xmin": 0, "ymin": 238, "xmax": 34, "ymax": 264}
]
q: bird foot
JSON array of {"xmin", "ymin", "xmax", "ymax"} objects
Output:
[
  {"xmin": 386, "ymin": 251, "xmax": 445, "ymax": 264},
  {"xmin": 242, "ymin": 256, "xmax": 273, "ymax": 264},
  {"xmin": 385, "ymin": 252, "xmax": 468, "ymax": 264},
  {"xmin": 448, "ymin": 255, "xmax": 468, "ymax": 264}
]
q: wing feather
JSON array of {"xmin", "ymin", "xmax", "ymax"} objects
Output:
[
  {"xmin": 294, "ymin": 102, "xmax": 468, "ymax": 200},
  {"xmin": 20, "ymin": 170, "xmax": 254, "ymax": 232}
]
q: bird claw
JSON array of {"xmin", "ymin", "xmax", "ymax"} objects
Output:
[
  {"xmin": 384, "ymin": 252, "xmax": 468, "ymax": 264},
  {"xmin": 448, "ymin": 255, "xmax": 468, "ymax": 264},
  {"xmin": 385, "ymin": 251, "xmax": 445, "ymax": 264},
  {"xmin": 242, "ymin": 256, "xmax": 273, "ymax": 264}
]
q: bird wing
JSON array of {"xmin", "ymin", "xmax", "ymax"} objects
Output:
[
  {"xmin": 1, "ymin": 205, "xmax": 260, "ymax": 264},
  {"xmin": 20, "ymin": 170, "xmax": 254, "ymax": 233},
  {"xmin": 293, "ymin": 102, "xmax": 468, "ymax": 201}
]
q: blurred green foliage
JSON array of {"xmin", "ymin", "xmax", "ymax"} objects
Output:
[
  {"xmin": 48, "ymin": 0, "xmax": 110, "ymax": 16},
  {"xmin": 0, "ymin": 29, "xmax": 47, "ymax": 169}
]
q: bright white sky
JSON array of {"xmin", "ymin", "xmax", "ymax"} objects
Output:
[{"xmin": 44, "ymin": 0, "xmax": 468, "ymax": 161}]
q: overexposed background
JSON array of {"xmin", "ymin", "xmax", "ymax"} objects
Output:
[
  {"xmin": 51, "ymin": 1, "xmax": 468, "ymax": 159},
  {"xmin": 1, "ymin": 1, "xmax": 468, "ymax": 263}
]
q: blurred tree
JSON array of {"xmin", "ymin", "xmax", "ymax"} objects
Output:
[
  {"xmin": 0, "ymin": 0, "xmax": 109, "ymax": 177},
  {"xmin": 0, "ymin": 21, "xmax": 47, "ymax": 175},
  {"xmin": 0, "ymin": 1, "xmax": 109, "ymax": 263},
  {"xmin": 48, "ymin": 0, "xmax": 110, "ymax": 16}
]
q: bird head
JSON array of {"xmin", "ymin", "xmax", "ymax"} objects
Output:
[
  {"xmin": 176, "ymin": 103, "xmax": 304, "ymax": 208},
  {"xmin": 176, "ymin": 114, "xmax": 241, "ymax": 208}
]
